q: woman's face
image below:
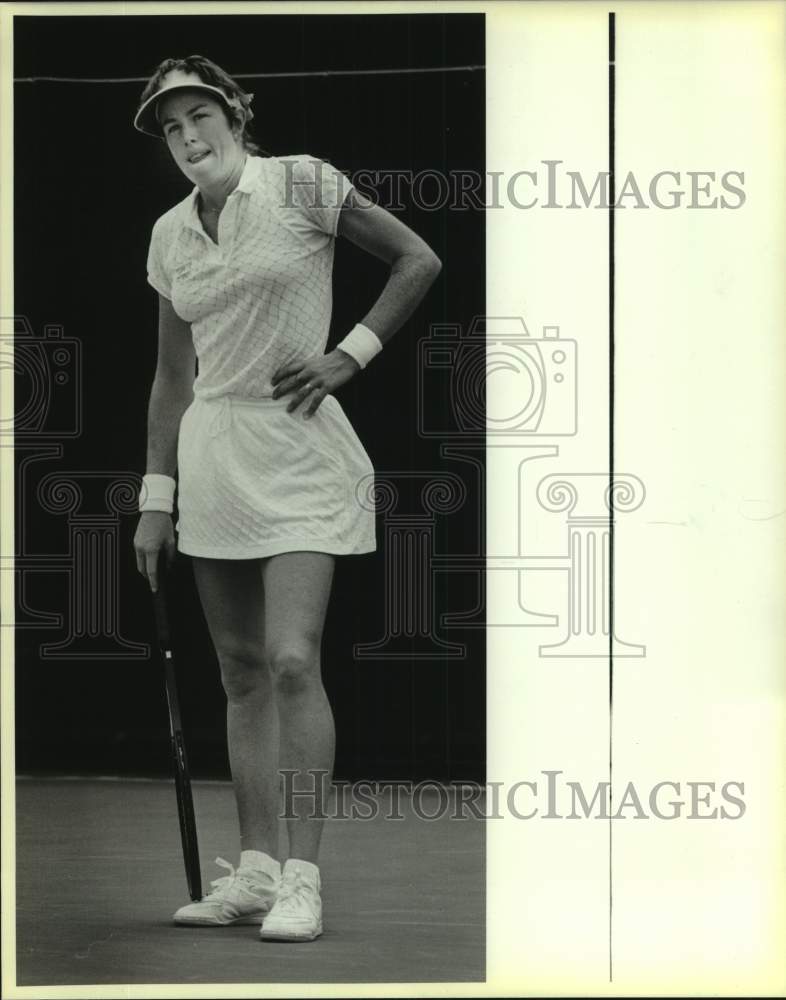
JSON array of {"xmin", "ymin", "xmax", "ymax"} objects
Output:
[{"xmin": 157, "ymin": 87, "xmax": 242, "ymax": 183}]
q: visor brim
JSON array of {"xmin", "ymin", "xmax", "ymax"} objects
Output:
[{"xmin": 133, "ymin": 82, "xmax": 253, "ymax": 138}]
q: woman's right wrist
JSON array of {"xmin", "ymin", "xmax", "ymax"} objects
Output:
[{"xmin": 139, "ymin": 472, "xmax": 176, "ymax": 514}]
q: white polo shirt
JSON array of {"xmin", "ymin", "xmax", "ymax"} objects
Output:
[{"xmin": 146, "ymin": 153, "xmax": 354, "ymax": 399}]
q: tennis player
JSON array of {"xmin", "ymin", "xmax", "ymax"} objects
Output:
[{"xmin": 132, "ymin": 55, "xmax": 441, "ymax": 942}]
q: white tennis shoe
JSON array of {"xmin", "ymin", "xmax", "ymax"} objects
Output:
[
  {"xmin": 173, "ymin": 853, "xmax": 280, "ymax": 926},
  {"xmin": 259, "ymin": 859, "xmax": 323, "ymax": 941}
]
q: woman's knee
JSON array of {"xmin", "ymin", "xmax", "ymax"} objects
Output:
[
  {"xmin": 216, "ymin": 638, "xmax": 269, "ymax": 701},
  {"xmin": 268, "ymin": 640, "xmax": 320, "ymax": 697}
]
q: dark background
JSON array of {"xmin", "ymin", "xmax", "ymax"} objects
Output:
[{"xmin": 13, "ymin": 13, "xmax": 485, "ymax": 781}]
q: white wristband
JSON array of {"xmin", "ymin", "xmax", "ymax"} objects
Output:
[
  {"xmin": 336, "ymin": 323, "xmax": 383, "ymax": 370},
  {"xmin": 139, "ymin": 473, "xmax": 176, "ymax": 514}
]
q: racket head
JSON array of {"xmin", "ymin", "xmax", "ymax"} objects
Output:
[
  {"xmin": 151, "ymin": 552, "xmax": 203, "ymax": 902},
  {"xmin": 172, "ymin": 732, "xmax": 203, "ymax": 901}
]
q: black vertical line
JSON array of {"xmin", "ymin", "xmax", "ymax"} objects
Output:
[
  {"xmin": 441, "ymin": 13, "xmax": 451, "ymax": 782},
  {"xmin": 608, "ymin": 9, "xmax": 616, "ymax": 986}
]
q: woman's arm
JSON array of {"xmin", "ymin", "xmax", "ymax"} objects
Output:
[
  {"xmin": 134, "ymin": 295, "xmax": 196, "ymax": 590},
  {"xmin": 335, "ymin": 189, "xmax": 442, "ymax": 345},
  {"xmin": 271, "ymin": 191, "xmax": 442, "ymax": 416},
  {"xmin": 144, "ymin": 295, "xmax": 196, "ymax": 475}
]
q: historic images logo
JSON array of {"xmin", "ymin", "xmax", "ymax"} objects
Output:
[
  {"xmin": 353, "ymin": 314, "xmax": 645, "ymax": 661},
  {"xmin": 2, "ymin": 315, "xmax": 147, "ymax": 660}
]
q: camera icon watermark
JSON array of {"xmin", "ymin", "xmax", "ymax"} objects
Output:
[
  {"xmin": 2, "ymin": 315, "xmax": 147, "ymax": 659},
  {"xmin": 350, "ymin": 313, "xmax": 644, "ymax": 660},
  {"xmin": 0, "ymin": 315, "xmax": 82, "ymax": 440},
  {"xmin": 417, "ymin": 316, "xmax": 577, "ymax": 440}
]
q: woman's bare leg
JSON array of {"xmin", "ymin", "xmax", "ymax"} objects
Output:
[
  {"xmin": 192, "ymin": 556, "xmax": 279, "ymax": 859},
  {"xmin": 261, "ymin": 551, "xmax": 336, "ymax": 864}
]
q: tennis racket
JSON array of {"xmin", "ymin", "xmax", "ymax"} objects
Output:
[{"xmin": 151, "ymin": 552, "xmax": 203, "ymax": 902}]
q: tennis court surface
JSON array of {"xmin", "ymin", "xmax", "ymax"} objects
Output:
[{"xmin": 15, "ymin": 778, "xmax": 485, "ymax": 986}]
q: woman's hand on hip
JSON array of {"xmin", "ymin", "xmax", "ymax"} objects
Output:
[
  {"xmin": 271, "ymin": 349, "xmax": 361, "ymax": 418},
  {"xmin": 134, "ymin": 511, "xmax": 176, "ymax": 592}
]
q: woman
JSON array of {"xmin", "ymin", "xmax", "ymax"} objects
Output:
[{"xmin": 132, "ymin": 55, "xmax": 441, "ymax": 943}]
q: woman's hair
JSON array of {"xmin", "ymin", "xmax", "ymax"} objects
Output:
[{"xmin": 139, "ymin": 54, "xmax": 268, "ymax": 155}]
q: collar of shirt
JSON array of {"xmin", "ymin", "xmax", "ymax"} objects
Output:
[{"xmin": 183, "ymin": 154, "xmax": 264, "ymax": 236}]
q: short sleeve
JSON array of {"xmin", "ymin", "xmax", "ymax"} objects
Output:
[
  {"xmin": 146, "ymin": 216, "xmax": 172, "ymax": 300},
  {"xmin": 283, "ymin": 155, "xmax": 355, "ymax": 237}
]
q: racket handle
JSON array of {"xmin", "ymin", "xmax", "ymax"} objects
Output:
[{"xmin": 151, "ymin": 550, "xmax": 171, "ymax": 647}]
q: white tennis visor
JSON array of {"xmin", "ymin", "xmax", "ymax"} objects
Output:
[{"xmin": 133, "ymin": 69, "xmax": 254, "ymax": 138}]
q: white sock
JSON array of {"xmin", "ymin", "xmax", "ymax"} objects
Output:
[
  {"xmin": 284, "ymin": 858, "xmax": 320, "ymax": 885},
  {"xmin": 239, "ymin": 850, "xmax": 281, "ymax": 879}
]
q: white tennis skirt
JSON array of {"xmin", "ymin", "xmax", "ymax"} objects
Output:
[{"xmin": 175, "ymin": 393, "xmax": 377, "ymax": 559}]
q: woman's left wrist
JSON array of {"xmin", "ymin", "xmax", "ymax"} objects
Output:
[
  {"xmin": 335, "ymin": 348, "xmax": 362, "ymax": 373},
  {"xmin": 335, "ymin": 323, "xmax": 383, "ymax": 370}
]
